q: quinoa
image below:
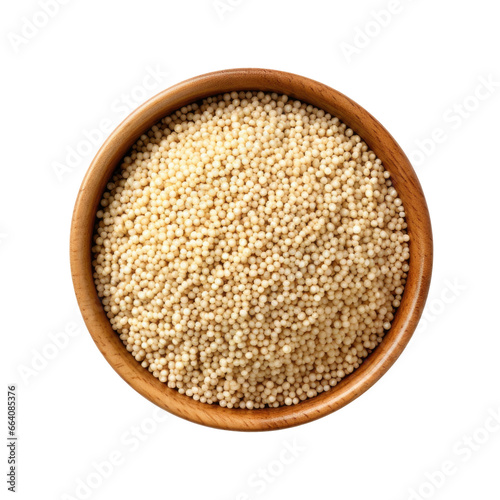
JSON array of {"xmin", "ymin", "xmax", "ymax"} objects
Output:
[{"xmin": 92, "ymin": 91, "xmax": 410, "ymax": 409}]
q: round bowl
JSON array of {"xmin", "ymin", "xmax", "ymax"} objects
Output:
[{"xmin": 70, "ymin": 68, "xmax": 433, "ymax": 431}]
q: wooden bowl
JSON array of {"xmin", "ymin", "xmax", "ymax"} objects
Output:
[{"xmin": 70, "ymin": 68, "xmax": 433, "ymax": 431}]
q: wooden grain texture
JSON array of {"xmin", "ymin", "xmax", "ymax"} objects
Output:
[{"xmin": 70, "ymin": 68, "xmax": 433, "ymax": 431}]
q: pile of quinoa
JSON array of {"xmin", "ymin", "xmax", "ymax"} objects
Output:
[{"xmin": 92, "ymin": 91, "xmax": 409, "ymax": 409}]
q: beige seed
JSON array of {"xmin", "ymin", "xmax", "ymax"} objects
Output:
[{"xmin": 92, "ymin": 91, "xmax": 409, "ymax": 409}]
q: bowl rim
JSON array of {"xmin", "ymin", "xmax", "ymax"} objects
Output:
[{"xmin": 70, "ymin": 68, "xmax": 433, "ymax": 431}]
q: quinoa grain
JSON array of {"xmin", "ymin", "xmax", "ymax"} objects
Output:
[{"xmin": 92, "ymin": 92, "xmax": 409, "ymax": 409}]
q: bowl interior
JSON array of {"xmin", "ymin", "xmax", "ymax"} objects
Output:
[{"xmin": 70, "ymin": 68, "xmax": 432, "ymax": 431}]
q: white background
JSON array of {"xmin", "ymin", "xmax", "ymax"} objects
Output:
[{"xmin": 2, "ymin": 0, "xmax": 500, "ymax": 499}]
